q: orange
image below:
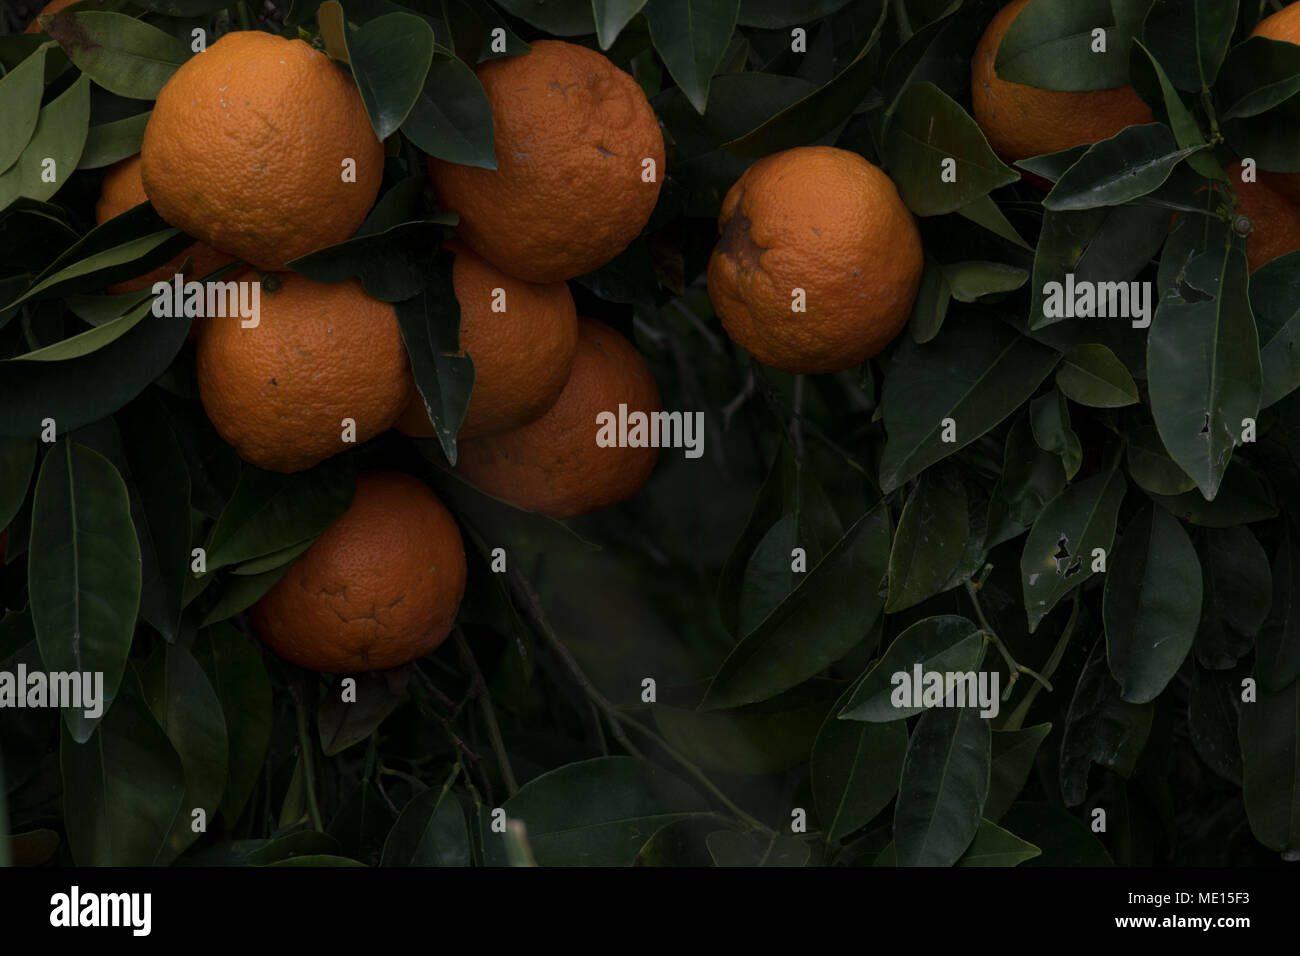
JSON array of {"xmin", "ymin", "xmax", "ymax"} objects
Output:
[
  {"xmin": 250, "ymin": 471, "xmax": 467, "ymax": 673},
  {"xmin": 428, "ymin": 39, "xmax": 665, "ymax": 283},
  {"xmin": 705, "ymin": 145, "xmax": 923, "ymax": 375},
  {"xmin": 24, "ymin": 0, "xmax": 80, "ymax": 33},
  {"xmin": 971, "ymin": 0, "xmax": 1153, "ymax": 163},
  {"xmin": 95, "ymin": 155, "xmax": 238, "ymax": 305},
  {"xmin": 1250, "ymin": 7, "xmax": 1300, "ymax": 206},
  {"xmin": 457, "ymin": 318, "xmax": 661, "ymax": 518},
  {"xmin": 1228, "ymin": 170, "xmax": 1300, "ymax": 272},
  {"xmin": 196, "ymin": 274, "xmax": 411, "ymax": 473},
  {"xmin": 395, "ymin": 242, "xmax": 578, "ymax": 440},
  {"xmin": 140, "ymin": 31, "xmax": 383, "ymax": 271}
]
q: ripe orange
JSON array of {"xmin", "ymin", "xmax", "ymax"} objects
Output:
[
  {"xmin": 971, "ymin": 0, "xmax": 1153, "ymax": 163},
  {"xmin": 141, "ymin": 31, "xmax": 383, "ymax": 271},
  {"xmin": 395, "ymin": 242, "xmax": 578, "ymax": 441},
  {"xmin": 1228, "ymin": 170, "xmax": 1300, "ymax": 272},
  {"xmin": 428, "ymin": 39, "xmax": 665, "ymax": 283},
  {"xmin": 457, "ymin": 318, "xmax": 661, "ymax": 518},
  {"xmin": 24, "ymin": 0, "xmax": 80, "ymax": 32},
  {"xmin": 196, "ymin": 274, "xmax": 411, "ymax": 473},
  {"xmin": 250, "ymin": 471, "xmax": 467, "ymax": 673},
  {"xmin": 95, "ymin": 155, "xmax": 237, "ymax": 302},
  {"xmin": 706, "ymin": 145, "xmax": 923, "ymax": 375}
]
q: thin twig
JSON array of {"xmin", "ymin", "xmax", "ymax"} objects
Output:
[{"xmin": 454, "ymin": 628, "xmax": 519, "ymax": 797}]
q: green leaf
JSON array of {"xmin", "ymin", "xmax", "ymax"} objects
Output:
[
  {"xmin": 1188, "ymin": 663, "xmax": 1243, "ymax": 785},
  {"xmin": 318, "ymin": 670, "xmax": 409, "ymax": 757},
  {"xmin": 1217, "ymin": 36, "xmax": 1300, "ymax": 121},
  {"xmin": 380, "ymin": 782, "xmax": 471, "ymax": 866},
  {"xmin": 1250, "ymin": 250, "xmax": 1300, "ymax": 409},
  {"xmin": 29, "ymin": 441, "xmax": 141, "ymax": 742},
  {"xmin": 737, "ymin": 0, "xmax": 851, "ymax": 28},
  {"xmin": 400, "ymin": 50, "xmax": 496, "ymax": 169},
  {"xmin": 955, "ymin": 818, "xmax": 1041, "ymax": 866},
  {"xmin": 393, "ymin": 253, "xmax": 474, "ymax": 465},
  {"xmin": 643, "ymin": 0, "xmax": 739, "ymax": 114},
  {"xmin": 985, "ymin": 723, "xmax": 1052, "ymax": 822},
  {"xmin": 998, "ymin": 803, "xmax": 1113, "ymax": 865},
  {"xmin": 893, "ymin": 706, "xmax": 991, "ymax": 867},
  {"xmin": 1030, "ymin": 389, "xmax": 1082, "ymax": 480},
  {"xmin": 1239, "ymin": 680, "xmax": 1300, "ymax": 854},
  {"xmin": 721, "ymin": 1, "xmax": 887, "ymax": 155},
  {"xmin": 633, "ymin": 816, "xmax": 728, "ymax": 866},
  {"xmin": 43, "ymin": 11, "xmax": 188, "ymax": 100},
  {"xmin": 1148, "ymin": 246, "xmax": 1260, "ymax": 500},
  {"xmin": 1103, "ymin": 505, "xmax": 1201, "ymax": 703},
  {"xmin": 491, "ymin": 0, "xmax": 594, "ymax": 34},
  {"xmin": 838, "ymin": 615, "xmax": 986, "ymax": 722},
  {"xmin": 1056, "ymin": 344, "xmax": 1139, "ymax": 407},
  {"xmin": 706, "ymin": 831, "xmax": 810, "ymax": 866},
  {"xmin": 0, "ymin": 437, "xmax": 37, "ymax": 533},
  {"xmin": 701, "ymin": 501, "xmax": 890, "ymax": 710},
  {"xmin": 1127, "ymin": 39, "xmax": 1219, "ymax": 181},
  {"xmin": 812, "ymin": 681, "xmax": 908, "ymax": 843},
  {"xmin": 1259, "ymin": 525, "xmax": 1300, "ymax": 695},
  {"xmin": 943, "ymin": 261, "xmax": 1027, "ymax": 302},
  {"xmin": 886, "ymin": 466, "xmax": 969, "ymax": 612},
  {"xmin": 995, "ymin": 0, "xmax": 1127, "ymax": 91},
  {"xmin": 593, "ymin": 0, "xmax": 649, "ymax": 49},
  {"xmin": 999, "ymin": 412, "xmax": 1067, "ymax": 527},
  {"xmin": 1140, "ymin": 0, "xmax": 1237, "ymax": 92},
  {"xmin": 1045, "ymin": 124, "xmax": 1203, "ymax": 211},
  {"xmin": 0, "ymin": 45, "xmax": 47, "ymax": 174},
  {"xmin": 204, "ymin": 456, "xmax": 356, "ymax": 571},
  {"xmin": 879, "ymin": 315, "xmax": 1059, "ymax": 493},
  {"xmin": 1021, "ymin": 466, "xmax": 1125, "ymax": 632},
  {"xmin": 198, "ymin": 562, "xmax": 293, "ymax": 627},
  {"xmin": 346, "ymin": 13, "xmax": 436, "ymax": 141},
  {"xmin": 908, "ymin": 257, "xmax": 951, "ymax": 344},
  {"xmin": 12, "ymin": 298, "xmax": 153, "ymax": 362},
  {"xmin": 1193, "ymin": 524, "xmax": 1271, "ymax": 670},
  {"xmin": 326, "ymin": 782, "xmax": 394, "ymax": 866},
  {"xmin": 483, "ymin": 757, "xmax": 706, "ymax": 866},
  {"xmin": 883, "ymin": 82, "xmax": 1019, "ymax": 216},
  {"xmin": 1148, "ymin": 461, "xmax": 1275, "ymax": 526},
  {"xmin": 78, "ymin": 110, "xmax": 150, "ymax": 170},
  {"xmin": 0, "ymin": 74, "xmax": 90, "ymax": 210},
  {"xmin": 59, "ymin": 672, "xmax": 185, "ymax": 866},
  {"xmin": 1059, "ymin": 637, "xmax": 1153, "ymax": 805},
  {"xmin": 264, "ymin": 854, "xmax": 368, "ymax": 867},
  {"xmin": 245, "ymin": 831, "xmax": 341, "ymax": 866},
  {"xmin": 287, "ymin": 220, "xmax": 447, "ymax": 302},
  {"xmin": 138, "ymin": 643, "xmax": 229, "ymax": 862},
  {"xmin": 1125, "ymin": 408, "xmax": 1196, "ymax": 496}
]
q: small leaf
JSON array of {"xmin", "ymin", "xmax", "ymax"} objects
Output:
[
  {"xmin": 1056, "ymin": 343, "xmax": 1138, "ymax": 407},
  {"xmin": 955, "ymin": 818, "xmax": 1041, "ymax": 866},
  {"xmin": 318, "ymin": 669, "xmax": 410, "ymax": 756}
]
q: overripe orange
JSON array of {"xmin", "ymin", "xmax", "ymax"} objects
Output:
[
  {"xmin": 24, "ymin": 0, "xmax": 80, "ymax": 33},
  {"xmin": 250, "ymin": 471, "xmax": 467, "ymax": 673},
  {"xmin": 141, "ymin": 31, "xmax": 383, "ymax": 271},
  {"xmin": 428, "ymin": 39, "xmax": 665, "ymax": 283},
  {"xmin": 971, "ymin": 0, "xmax": 1153, "ymax": 164},
  {"xmin": 95, "ymin": 155, "xmax": 237, "ymax": 301},
  {"xmin": 395, "ymin": 242, "xmax": 578, "ymax": 440},
  {"xmin": 196, "ymin": 274, "xmax": 411, "ymax": 473},
  {"xmin": 706, "ymin": 145, "xmax": 923, "ymax": 375},
  {"xmin": 457, "ymin": 318, "xmax": 661, "ymax": 518}
]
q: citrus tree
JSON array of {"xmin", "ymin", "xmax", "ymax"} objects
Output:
[{"xmin": 1, "ymin": 0, "xmax": 1298, "ymax": 869}]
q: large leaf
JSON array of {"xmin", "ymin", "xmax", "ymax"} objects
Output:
[
  {"xmin": 1193, "ymin": 524, "xmax": 1271, "ymax": 670},
  {"xmin": 1188, "ymin": 662, "xmax": 1244, "ymax": 786},
  {"xmin": 879, "ymin": 316, "xmax": 1059, "ymax": 493},
  {"xmin": 643, "ymin": 0, "xmax": 739, "ymax": 114},
  {"xmin": 838, "ymin": 616, "xmax": 986, "ymax": 722},
  {"xmin": 0, "ymin": 45, "xmax": 47, "ymax": 174},
  {"xmin": 0, "ymin": 74, "xmax": 89, "ymax": 209},
  {"xmin": 380, "ymin": 782, "xmax": 471, "ymax": 866},
  {"xmin": 1044, "ymin": 124, "xmax": 1203, "ymax": 211},
  {"xmin": 1141, "ymin": 0, "xmax": 1237, "ymax": 92},
  {"xmin": 1239, "ymin": 680, "xmax": 1300, "ymax": 854},
  {"xmin": 1258, "ymin": 525, "xmax": 1300, "ymax": 695},
  {"xmin": 483, "ymin": 758, "xmax": 706, "ymax": 866},
  {"xmin": 1103, "ymin": 505, "xmax": 1201, "ymax": 703},
  {"xmin": 43, "ymin": 11, "xmax": 188, "ymax": 100},
  {"xmin": 893, "ymin": 706, "xmax": 991, "ymax": 867},
  {"xmin": 1021, "ymin": 467, "xmax": 1126, "ymax": 632},
  {"xmin": 1250, "ymin": 250, "xmax": 1300, "ymax": 409},
  {"xmin": 400, "ymin": 49, "xmax": 497, "ymax": 169},
  {"xmin": 812, "ymin": 681, "xmax": 908, "ymax": 843},
  {"xmin": 701, "ymin": 502, "xmax": 890, "ymax": 710},
  {"xmin": 1148, "ymin": 246, "xmax": 1260, "ymax": 500},
  {"xmin": 29, "ymin": 441, "xmax": 141, "ymax": 742}
]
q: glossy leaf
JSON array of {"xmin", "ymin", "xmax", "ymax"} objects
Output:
[
  {"xmin": 886, "ymin": 466, "xmax": 969, "ymax": 612},
  {"xmin": 346, "ymin": 13, "xmax": 436, "ymax": 141},
  {"xmin": 381, "ymin": 782, "xmax": 471, "ymax": 866},
  {"xmin": 955, "ymin": 818, "xmax": 1041, "ymax": 866},
  {"xmin": 1044, "ymin": 124, "xmax": 1203, "ymax": 211},
  {"xmin": 1056, "ymin": 344, "xmax": 1139, "ymax": 407},
  {"xmin": 43, "ymin": 11, "xmax": 188, "ymax": 100},
  {"xmin": 985, "ymin": 723, "xmax": 1052, "ymax": 822},
  {"xmin": 812, "ymin": 681, "xmax": 907, "ymax": 843},
  {"xmin": 644, "ymin": 0, "xmax": 739, "ymax": 114},
  {"xmin": 995, "ymin": 0, "xmax": 1126, "ymax": 91},
  {"xmin": 1239, "ymin": 680, "xmax": 1300, "ymax": 854}
]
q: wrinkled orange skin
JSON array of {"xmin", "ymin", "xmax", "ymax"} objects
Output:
[
  {"xmin": 428, "ymin": 39, "xmax": 665, "ymax": 283},
  {"xmin": 457, "ymin": 318, "xmax": 661, "ymax": 518},
  {"xmin": 396, "ymin": 242, "xmax": 578, "ymax": 440},
  {"xmin": 250, "ymin": 472, "xmax": 467, "ymax": 673},
  {"xmin": 706, "ymin": 146, "xmax": 923, "ymax": 375},
  {"xmin": 24, "ymin": 0, "xmax": 79, "ymax": 33},
  {"xmin": 971, "ymin": 0, "xmax": 1153, "ymax": 163},
  {"xmin": 196, "ymin": 274, "xmax": 411, "ymax": 473},
  {"xmin": 1250, "ymin": 7, "xmax": 1300, "ymax": 204},
  {"xmin": 141, "ymin": 31, "xmax": 383, "ymax": 271},
  {"xmin": 95, "ymin": 156, "xmax": 238, "ymax": 326}
]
